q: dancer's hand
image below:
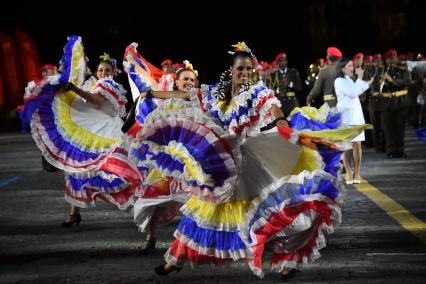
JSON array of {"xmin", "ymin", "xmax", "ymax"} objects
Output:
[
  {"xmin": 275, "ymin": 119, "xmax": 288, "ymax": 127},
  {"xmin": 60, "ymin": 82, "xmax": 75, "ymax": 92}
]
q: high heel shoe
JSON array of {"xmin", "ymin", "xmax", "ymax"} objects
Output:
[
  {"xmin": 138, "ymin": 239, "xmax": 156, "ymax": 255},
  {"xmin": 154, "ymin": 263, "xmax": 182, "ymax": 275},
  {"xmin": 61, "ymin": 214, "xmax": 81, "ymax": 228},
  {"xmin": 280, "ymin": 268, "xmax": 298, "ymax": 280},
  {"xmin": 345, "ymin": 173, "xmax": 353, "ymax": 185}
]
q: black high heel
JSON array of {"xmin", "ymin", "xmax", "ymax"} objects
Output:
[
  {"xmin": 280, "ymin": 268, "xmax": 298, "ymax": 281},
  {"xmin": 138, "ymin": 239, "xmax": 156, "ymax": 255},
  {"xmin": 61, "ymin": 214, "xmax": 81, "ymax": 228},
  {"xmin": 154, "ymin": 263, "xmax": 182, "ymax": 275}
]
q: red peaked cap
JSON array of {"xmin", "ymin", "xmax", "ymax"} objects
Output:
[
  {"xmin": 353, "ymin": 53, "xmax": 364, "ymax": 60},
  {"xmin": 373, "ymin": 53, "xmax": 382, "ymax": 60},
  {"xmin": 161, "ymin": 59, "xmax": 173, "ymax": 66},
  {"xmin": 384, "ymin": 49, "xmax": 397, "ymax": 59},
  {"xmin": 364, "ymin": 55, "xmax": 373, "ymax": 61},
  {"xmin": 173, "ymin": 63, "xmax": 185, "ymax": 69},
  {"xmin": 275, "ymin": 52, "xmax": 287, "ymax": 61},
  {"xmin": 327, "ymin": 47, "xmax": 342, "ymax": 58},
  {"xmin": 260, "ymin": 61, "xmax": 270, "ymax": 70},
  {"xmin": 41, "ymin": 64, "xmax": 57, "ymax": 71}
]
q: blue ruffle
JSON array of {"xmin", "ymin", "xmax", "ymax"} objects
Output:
[
  {"xmin": 415, "ymin": 126, "xmax": 426, "ymax": 143},
  {"xmin": 135, "ymin": 98, "xmax": 159, "ymax": 124},
  {"xmin": 58, "ymin": 35, "xmax": 80, "ymax": 84},
  {"xmin": 204, "ymin": 84, "xmax": 270, "ymax": 130},
  {"xmin": 177, "ymin": 216, "xmax": 247, "ymax": 251},
  {"xmin": 145, "ymin": 125, "xmax": 231, "ymax": 187},
  {"xmin": 289, "ymin": 111, "xmax": 342, "ymax": 131},
  {"xmin": 247, "ymin": 175, "xmax": 340, "ymax": 232},
  {"xmin": 36, "ymin": 97, "xmax": 102, "ymax": 162},
  {"xmin": 22, "ymin": 84, "xmax": 61, "ymax": 131},
  {"xmin": 319, "ymin": 150, "xmax": 343, "ymax": 177},
  {"xmin": 68, "ymin": 174, "xmax": 125, "ymax": 192},
  {"xmin": 128, "ymin": 64, "xmax": 151, "ymax": 93}
]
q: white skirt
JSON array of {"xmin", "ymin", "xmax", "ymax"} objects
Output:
[{"xmin": 351, "ymin": 129, "xmax": 365, "ymax": 142}]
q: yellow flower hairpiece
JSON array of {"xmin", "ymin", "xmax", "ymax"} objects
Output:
[
  {"xmin": 230, "ymin": 41, "xmax": 259, "ymax": 68},
  {"xmin": 99, "ymin": 52, "xmax": 112, "ymax": 62},
  {"xmin": 99, "ymin": 52, "xmax": 121, "ymax": 74},
  {"xmin": 183, "ymin": 60, "xmax": 193, "ymax": 71},
  {"xmin": 232, "ymin": 42, "xmax": 250, "ymax": 53},
  {"xmin": 183, "ymin": 60, "xmax": 198, "ymax": 77}
]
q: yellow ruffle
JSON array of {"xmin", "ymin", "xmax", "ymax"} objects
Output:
[
  {"xmin": 185, "ymin": 197, "xmax": 253, "ymax": 227},
  {"xmin": 55, "ymin": 92, "xmax": 118, "ymax": 151},
  {"xmin": 292, "ymin": 147, "xmax": 323, "ymax": 174},
  {"xmin": 145, "ymin": 169, "xmax": 168, "ymax": 184},
  {"xmin": 165, "ymin": 144, "xmax": 211, "ymax": 184},
  {"xmin": 300, "ymin": 125, "xmax": 372, "ymax": 142},
  {"xmin": 290, "ymin": 105, "xmax": 330, "ymax": 122},
  {"xmin": 70, "ymin": 41, "xmax": 86, "ymax": 85}
]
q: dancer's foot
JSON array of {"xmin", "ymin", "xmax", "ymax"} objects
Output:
[
  {"xmin": 345, "ymin": 172, "xmax": 353, "ymax": 185},
  {"xmin": 281, "ymin": 268, "xmax": 297, "ymax": 280},
  {"xmin": 353, "ymin": 175, "xmax": 363, "ymax": 184},
  {"xmin": 61, "ymin": 214, "xmax": 81, "ymax": 227},
  {"xmin": 138, "ymin": 239, "xmax": 156, "ymax": 255},
  {"xmin": 154, "ymin": 263, "xmax": 182, "ymax": 275}
]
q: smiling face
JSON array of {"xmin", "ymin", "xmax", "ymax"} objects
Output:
[
  {"xmin": 342, "ymin": 60, "xmax": 354, "ymax": 77},
  {"xmin": 231, "ymin": 56, "xmax": 253, "ymax": 87},
  {"xmin": 175, "ymin": 70, "xmax": 196, "ymax": 91},
  {"xmin": 96, "ymin": 62, "xmax": 114, "ymax": 79}
]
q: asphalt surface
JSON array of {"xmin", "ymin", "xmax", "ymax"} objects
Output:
[{"xmin": 0, "ymin": 129, "xmax": 425, "ymax": 283}]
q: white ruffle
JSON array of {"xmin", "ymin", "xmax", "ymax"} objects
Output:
[
  {"xmin": 92, "ymin": 77, "xmax": 128, "ymax": 117},
  {"xmin": 30, "ymin": 111, "xmax": 115, "ymax": 173},
  {"xmin": 130, "ymin": 99, "xmax": 240, "ymax": 203},
  {"xmin": 240, "ymin": 169, "xmax": 345, "ymax": 248},
  {"xmin": 200, "ymin": 82, "xmax": 281, "ymax": 137},
  {"xmin": 24, "ymin": 75, "xmax": 61, "ymax": 101}
]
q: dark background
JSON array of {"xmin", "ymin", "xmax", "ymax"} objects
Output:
[{"xmin": 1, "ymin": 0, "xmax": 425, "ymax": 84}]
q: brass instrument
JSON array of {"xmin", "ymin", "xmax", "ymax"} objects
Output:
[{"xmin": 379, "ymin": 64, "xmax": 391, "ymax": 94}]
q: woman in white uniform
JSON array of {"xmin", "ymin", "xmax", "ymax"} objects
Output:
[{"xmin": 335, "ymin": 58, "xmax": 374, "ymax": 184}]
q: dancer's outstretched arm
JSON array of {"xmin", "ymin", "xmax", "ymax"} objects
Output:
[
  {"xmin": 270, "ymin": 104, "xmax": 288, "ymax": 127},
  {"xmin": 141, "ymin": 90, "xmax": 190, "ymax": 100},
  {"xmin": 64, "ymin": 83, "xmax": 106, "ymax": 107}
]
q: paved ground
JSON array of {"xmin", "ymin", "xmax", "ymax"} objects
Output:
[{"xmin": 0, "ymin": 129, "xmax": 425, "ymax": 283}]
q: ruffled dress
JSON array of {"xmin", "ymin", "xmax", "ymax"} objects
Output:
[
  {"xmin": 123, "ymin": 43, "xmax": 185, "ymax": 231},
  {"xmin": 24, "ymin": 35, "xmax": 141, "ymax": 209},
  {"xmin": 129, "ymin": 79, "xmax": 367, "ymax": 277}
]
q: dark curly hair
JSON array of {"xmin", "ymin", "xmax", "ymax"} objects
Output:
[{"xmin": 214, "ymin": 51, "xmax": 253, "ymax": 104}]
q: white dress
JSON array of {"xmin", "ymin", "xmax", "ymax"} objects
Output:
[{"xmin": 334, "ymin": 75, "xmax": 369, "ymax": 142}]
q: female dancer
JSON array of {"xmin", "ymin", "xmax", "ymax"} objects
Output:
[
  {"xmin": 24, "ymin": 36, "xmax": 141, "ymax": 227},
  {"xmin": 129, "ymin": 42, "xmax": 366, "ymax": 280},
  {"xmin": 122, "ymin": 44, "xmax": 199, "ymax": 253}
]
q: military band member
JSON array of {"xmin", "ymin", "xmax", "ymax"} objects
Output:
[
  {"xmin": 307, "ymin": 47, "xmax": 342, "ymax": 107},
  {"xmin": 378, "ymin": 49, "xmax": 411, "ymax": 158},
  {"xmin": 268, "ymin": 52, "xmax": 303, "ymax": 116}
]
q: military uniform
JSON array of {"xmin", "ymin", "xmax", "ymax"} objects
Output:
[
  {"xmin": 377, "ymin": 64, "xmax": 411, "ymax": 157},
  {"xmin": 368, "ymin": 64, "xmax": 386, "ymax": 152},
  {"xmin": 307, "ymin": 61, "xmax": 338, "ymax": 107},
  {"xmin": 360, "ymin": 64, "xmax": 375, "ymax": 147},
  {"xmin": 269, "ymin": 67, "xmax": 302, "ymax": 117}
]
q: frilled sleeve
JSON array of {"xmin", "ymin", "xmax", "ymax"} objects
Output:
[{"xmin": 92, "ymin": 78, "xmax": 128, "ymax": 117}]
